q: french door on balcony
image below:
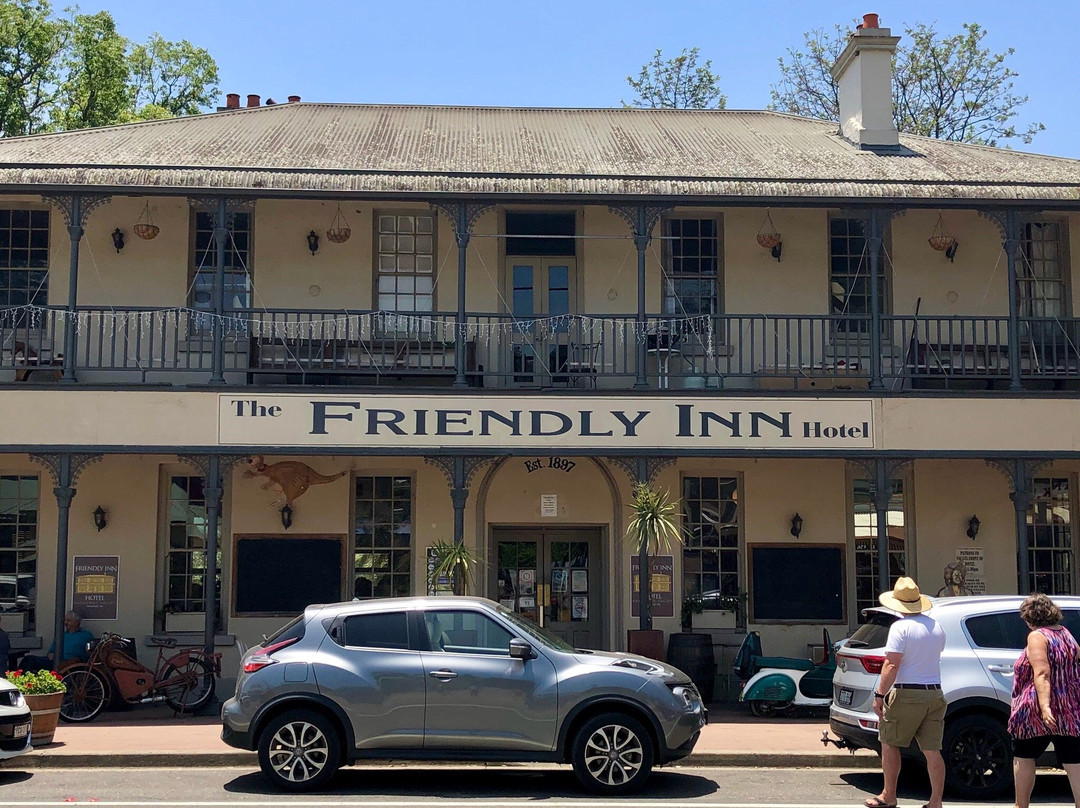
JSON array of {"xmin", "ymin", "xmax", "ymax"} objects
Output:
[{"xmin": 507, "ymin": 259, "xmax": 577, "ymax": 386}]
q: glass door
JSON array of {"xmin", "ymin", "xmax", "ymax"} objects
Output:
[
  {"xmin": 507, "ymin": 260, "xmax": 575, "ymax": 386},
  {"xmin": 492, "ymin": 527, "xmax": 601, "ymax": 650}
]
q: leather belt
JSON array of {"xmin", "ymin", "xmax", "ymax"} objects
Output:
[{"xmin": 894, "ymin": 683, "xmax": 941, "ymax": 690}]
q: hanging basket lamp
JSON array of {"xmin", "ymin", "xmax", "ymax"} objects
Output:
[
  {"xmin": 325, "ymin": 204, "xmax": 352, "ymax": 243},
  {"xmin": 132, "ymin": 202, "xmax": 159, "ymax": 240},
  {"xmin": 756, "ymin": 209, "xmax": 782, "ymax": 261},
  {"xmin": 928, "ymin": 213, "xmax": 956, "ymax": 252}
]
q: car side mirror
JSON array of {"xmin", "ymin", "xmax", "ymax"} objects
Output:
[{"xmin": 509, "ymin": 638, "xmax": 535, "ymax": 661}]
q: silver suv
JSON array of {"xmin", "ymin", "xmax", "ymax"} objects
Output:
[
  {"xmin": 222, "ymin": 597, "xmax": 706, "ymax": 793},
  {"xmin": 829, "ymin": 595, "xmax": 1080, "ymax": 799}
]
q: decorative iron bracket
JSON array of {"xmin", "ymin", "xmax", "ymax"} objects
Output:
[
  {"xmin": 607, "ymin": 205, "xmax": 671, "ymax": 245},
  {"xmin": 177, "ymin": 453, "xmax": 250, "ymax": 479},
  {"xmin": 430, "ymin": 202, "xmax": 494, "ymax": 247},
  {"xmin": 424, "ymin": 455, "xmax": 499, "ymax": 489},
  {"xmin": 29, "ymin": 453, "xmax": 103, "ymax": 487},
  {"xmin": 845, "ymin": 457, "xmax": 912, "ymax": 483},
  {"xmin": 605, "ymin": 456, "xmax": 676, "ymax": 486},
  {"xmin": 985, "ymin": 458, "xmax": 1053, "ymax": 490},
  {"xmin": 42, "ymin": 194, "xmax": 112, "ymax": 229}
]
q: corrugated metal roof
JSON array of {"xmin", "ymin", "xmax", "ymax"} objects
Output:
[{"xmin": 0, "ymin": 103, "xmax": 1078, "ymax": 202}]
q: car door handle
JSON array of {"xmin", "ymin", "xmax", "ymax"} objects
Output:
[
  {"xmin": 428, "ymin": 669, "xmax": 458, "ymax": 680},
  {"xmin": 987, "ymin": 664, "xmax": 1014, "ymax": 674}
]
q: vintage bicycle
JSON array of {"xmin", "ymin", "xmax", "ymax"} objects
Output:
[{"xmin": 58, "ymin": 632, "xmax": 220, "ymax": 723}]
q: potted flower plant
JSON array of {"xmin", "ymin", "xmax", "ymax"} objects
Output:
[{"xmin": 5, "ymin": 668, "xmax": 66, "ymax": 745}]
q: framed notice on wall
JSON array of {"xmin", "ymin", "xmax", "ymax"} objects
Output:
[
  {"xmin": 630, "ymin": 555, "xmax": 675, "ymax": 618},
  {"xmin": 72, "ymin": 555, "xmax": 120, "ymax": 620}
]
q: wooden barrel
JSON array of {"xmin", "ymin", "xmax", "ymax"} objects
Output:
[
  {"xmin": 25, "ymin": 691, "xmax": 63, "ymax": 746},
  {"xmin": 666, "ymin": 632, "xmax": 716, "ymax": 703}
]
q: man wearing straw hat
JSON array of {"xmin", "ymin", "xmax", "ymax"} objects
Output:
[{"xmin": 863, "ymin": 578, "xmax": 946, "ymax": 808}]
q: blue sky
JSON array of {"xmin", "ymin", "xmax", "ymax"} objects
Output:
[{"xmin": 104, "ymin": 0, "xmax": 1078, "ymax": 157}]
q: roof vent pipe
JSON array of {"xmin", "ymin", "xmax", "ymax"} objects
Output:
[
  {"xmin": 247, "ymin": 94, "xmax": 261, "ymax": 108},
  {"xmin": 830, "ymin": 14, "xmax": 900, "ymax": 148}
]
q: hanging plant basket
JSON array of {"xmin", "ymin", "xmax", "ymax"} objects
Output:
[
  {"xmin": 133, "ymin": 203, "xmax": 159, "ymax": 240},
  {"xmin": 927, "ymin": 213, "xmax": 954, "ymax": 252},
  {"xmin": 756, "ymin": 209, "xmax": 782, "ymax": 249},
  {"xmin": 325, "ymin": 204, "xmax": 352, "ymax": 243}
]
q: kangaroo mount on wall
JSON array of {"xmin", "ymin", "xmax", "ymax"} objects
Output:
[{"xmin": 242, "ymin": 455, "xmax": 348, "ymax": 510}]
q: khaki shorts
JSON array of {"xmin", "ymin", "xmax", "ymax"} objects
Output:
[{"xmin": 878, "ymin": 688, "xmax": 947, "ymax": 751}]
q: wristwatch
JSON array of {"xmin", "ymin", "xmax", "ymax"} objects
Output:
[{"xmin": 874, "ymin": 692, "xmax": 887, "ymax": 699}]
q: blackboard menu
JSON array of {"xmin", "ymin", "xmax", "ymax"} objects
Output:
[
  {"xmin": 750, "ymin": 544, "xmax": 845, "ymax": 622},
  {"xmin": 234, "ymin": 535, "xmax": 344, "ymax": 615}
]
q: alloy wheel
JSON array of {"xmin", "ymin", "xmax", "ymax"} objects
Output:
[
  {"xmin": 582, "ymin": 722, "xmax": 644, "ymax": 786},
  {"xmin": 266, "ymin": 719, "xmax": 331, "ymax": 783}
]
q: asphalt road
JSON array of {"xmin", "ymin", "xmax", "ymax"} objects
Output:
[{"xmin": 0, "ymin": 765, "xmax": 1078, "ymax": 807}]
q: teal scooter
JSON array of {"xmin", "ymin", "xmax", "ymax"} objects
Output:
[{"xmin": 733, "ymin": 628, "xmax": 837, "ymax": 717}]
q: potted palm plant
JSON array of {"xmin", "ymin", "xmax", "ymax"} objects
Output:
[
  {"xmin": 624, "ymin": 481, "xmax": 683, "ymax": 660},
  {"xmin": 428, "ymin": 539, "xmax": 480, "ymax": 596}
]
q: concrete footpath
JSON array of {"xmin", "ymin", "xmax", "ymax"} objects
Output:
[{"xmin": 0, "ymin": 703, "xmax": 879, "ymax": 770}]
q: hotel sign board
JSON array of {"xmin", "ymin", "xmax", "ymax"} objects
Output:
[{"xmin": 218, "ymin": 395, "xmax": 874, "ymax": 450}]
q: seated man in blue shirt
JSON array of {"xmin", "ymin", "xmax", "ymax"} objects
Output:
[{"xmin": 20, "ymin": 611, "xmax": 93, "ymax": 671}]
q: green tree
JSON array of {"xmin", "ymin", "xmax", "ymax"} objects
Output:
[
  {"xmin": 0, "ymin": 0, "xmax": 65, "ymax": 136},
  {"xmin": 128, "ymin": 33, "xmax": 219, "ymax": 118},
  {"xmin": 770, "ymin": 20, "xmax": 1043, "ymax": 147},
  {"xmin": 53, "ymin": 10, "xmax": 130, "ymax": 130},
  {"xmin": 624, "ymin": 47, "xmax": 726, "ymax": 110}
]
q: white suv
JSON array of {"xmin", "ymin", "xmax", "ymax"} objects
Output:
[{"xmin": 829, "ymin": 595, "xmax": 1080, "ymax": 800}]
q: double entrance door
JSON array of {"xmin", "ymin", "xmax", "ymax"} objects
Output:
[{"xmin": 491, "ymin": 527, "xmax": 602, "ymax": 650}]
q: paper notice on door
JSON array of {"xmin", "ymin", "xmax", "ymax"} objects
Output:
[
  {"xmin": 572, "ymin": 596, "xmax": 588, "ymax": 620},
  {"xmin": 519, "ymin": 569, "xmax": 536, "ymax": 595},
  {"xmin": 551, "ymin": 569, "xmax": 568, "ymax": 593},
  {"xmin": 571, "ymin": 569, "xmax": 588, "ymax": 592}
]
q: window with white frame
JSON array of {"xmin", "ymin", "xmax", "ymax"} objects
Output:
[
  {"xmin": 0, "ymin": 475, "xmax": 38, "ymax": 631},
  {"xmin": 189, "ymin": 211, "xmax": 252, "ymax": 314},
  {"xmin": 0, "ymin": 209, "xmax": 49, "ymax": 307},
  {"xmin": 1029, "ymin": 477, "xmax": 1073, "ymax": 595},
  {"xmin": 852, "ymin": 478, "xmax": 908, "ymax": 620},
  {"xmin": 1019, "ymin": 222, "xmax": 1067, "ymax": 319},
  {"xmin": 166, "ymin": 476, "xmax": 222, "ymax": 621},
  {"xmin": 661, "ymin": 218, "xmax": 720, "ymax": 318},
  {"xmin": 377, "ymin": 213, "xmax": 435, "ymax": 312},
  {"xmin": 682, "ymin": 475, "xmax": 739, "ymax": 607},
  {"xmin": 829, "ymin": 218, "xmax": 890, "ymax": 333},
  {"xmin": 353, "ymin": 476, "xmax": 412, "ymax": 599}
]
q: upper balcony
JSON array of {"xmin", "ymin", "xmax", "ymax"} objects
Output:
[{"xmin": 3, "ymin": 306, "xmax": 1077, "ymax": 392}]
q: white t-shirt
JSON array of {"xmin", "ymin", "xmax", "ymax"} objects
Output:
[{"xmin": 883, "ymin": 612, "xmax": 946, "ymax": 685}]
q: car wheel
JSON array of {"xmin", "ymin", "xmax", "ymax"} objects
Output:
[
  {"xmin": 749, "ymin": 699, "xmax": 793, "ymax": 718},
  {"xmin": 571, "ymin": 711, "xmax": 655, "ymax": 795},
  {"xmin": 257, "ymin": 709, "xmax": 342, "ymax": 792},
  {"xmin": 942, "ymin": 713, "xmax": 1013, "ymax": 800}
]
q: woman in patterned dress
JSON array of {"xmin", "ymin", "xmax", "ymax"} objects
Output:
[{"xmin": 1008, "ymin": 593, "xmax": 1080, "ymax": 808}]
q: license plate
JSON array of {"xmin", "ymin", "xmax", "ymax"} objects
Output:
[
  {"xmin": 838, "ymin": 688, "xmax": 854, "ymax": 706},
  {"xmin": 13, "ymin": 723, "xmax": 28, "ymax": 738}
]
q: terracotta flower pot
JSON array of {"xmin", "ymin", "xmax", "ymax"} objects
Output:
[{"xmin": 25, "ymin": 691, "xmax": 64, "ymax": 746}]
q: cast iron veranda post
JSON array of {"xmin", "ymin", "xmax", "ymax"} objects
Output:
[
  {"xmin": 453, "ymin": 203, "xmax": 469, "ymax": 389},
  {"xmin": 61, "ymin": 196, "xmax": 83, "ymax": 383},
  {"xmin": 867, "ymin": 209, "xmax": 885, "ymax": 390},
  {"xmin": 637, "ymin": 457, "xmax": 650, "ymax": 630},
  {"xmin": 873, "ymin": 458, "xmax": 891, "ymax": 596},
  {"xmin": 52, "ymin": 454, "xmax": 74, "ymax": 660},
  {"xmin": 1003, "ymin": 209, "xmax": 1024, "ymax": 391},
  {"xmin": 1012, "ymin": 459, "xmax": 1033, "ymax": 594},
  {"xmin": 634, "ymin": 206, "xmax": 649, "ymax": 389},
  {"xmin": 203, "ymin": 454, "xmax": 222, "ymax": 657},
  {"xmin": 209, "ymin": 198, "xmax": 228, "ymax": 385}
]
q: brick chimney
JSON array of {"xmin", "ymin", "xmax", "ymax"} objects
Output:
[
  {"xmin": 216, "ymin": 93, "xmax": 241, "ymax": 112},
  {"xmin": 830, "ymin": 13, "xmax": 900, "ymax": 148},
  {"xmin": 247, "ymin": 94, "xmax": 261, "ymax": 108},
  {"xmin": 288, "ymin": 95, "xmax": 301, "ymax": 103}
]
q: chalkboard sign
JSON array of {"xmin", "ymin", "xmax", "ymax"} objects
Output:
[
  {"xmin": 234, "ymin": 535, "xmax": 344, "ymax": 615},
  {"xmin": 749, "ymin": 543, "xmax": 845, "ymax": 623}
]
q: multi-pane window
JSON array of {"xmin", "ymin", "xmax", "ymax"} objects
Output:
[
  {"xmin": 190, "ymin": 211, "xmax": 252, "ymax": 313},
  {"xmin": 830, "ymin": 218, "xmax": 889, "ymax": 333},
  {"xmin": 166, "ymin": 476, "xmax": 222, "ymax": 617},
  {"xmin": 1029, "ymin": 477, "xmax": 1072, "ymax": 595},
  {"xmin": 682, "ymin": 476, "xmax": 739, "ymax": 607},
  {"xmin": 1019, "ymin": 222, "xmax": 1066, "ymax": 319},
  {"xmin": 0, "ymin": 476, "xmax": 38, "ymax": 631},
  {"xmin": 0, "ymin": 210, "xmax": 49, "ymax": 307},
  {"xmin": 662, "ymin": 218, "xmax": 720, "ymax": 317},
  {"xmin": 377, "ymin": 214, "xmax": 435, "ymax": 312},
  {"xmin": 852, "ymin": 479, "xmax": 907, "ymax": 620},
  {"xmin": 353, "ymin": 476, "xmax": 412, "ymax": 599}
]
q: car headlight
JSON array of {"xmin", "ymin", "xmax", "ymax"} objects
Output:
[
  {"xmin": 669, "ymin": 684, "xmax": 702, "ymax": 711},
  {"xmin": 10, "ymin": 691, "xmax": 25, "ymax": 709}
]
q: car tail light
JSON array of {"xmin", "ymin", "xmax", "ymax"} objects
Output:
[
  {"xmin": 859, "ymin": 718, "xmax": 879, "ymax": 730},
  {"xmin": 242, "ymin": 636, "xmax": 299, "ymax": 673},
  {"xmin": 837, "ymin": 652, "xmax": 886, "ymax": 674}
]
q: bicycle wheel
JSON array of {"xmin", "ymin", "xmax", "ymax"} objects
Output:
[
  {"xmin": 59, "ymin": 667, "xmax": 109, "ymax": 723},
  {"xmin": 161, "ymin": 656, "xmax": 216, "ymax": 713}
]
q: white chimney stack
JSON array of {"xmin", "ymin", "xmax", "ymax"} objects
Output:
[{"xmin": 830, "ymin": 13, "xmax": 901, "ymax": 148}]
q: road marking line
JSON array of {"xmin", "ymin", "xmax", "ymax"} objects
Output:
[{"xmin": 0, "ymin": 803, "xmax": 1056, "ymax": 808}]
